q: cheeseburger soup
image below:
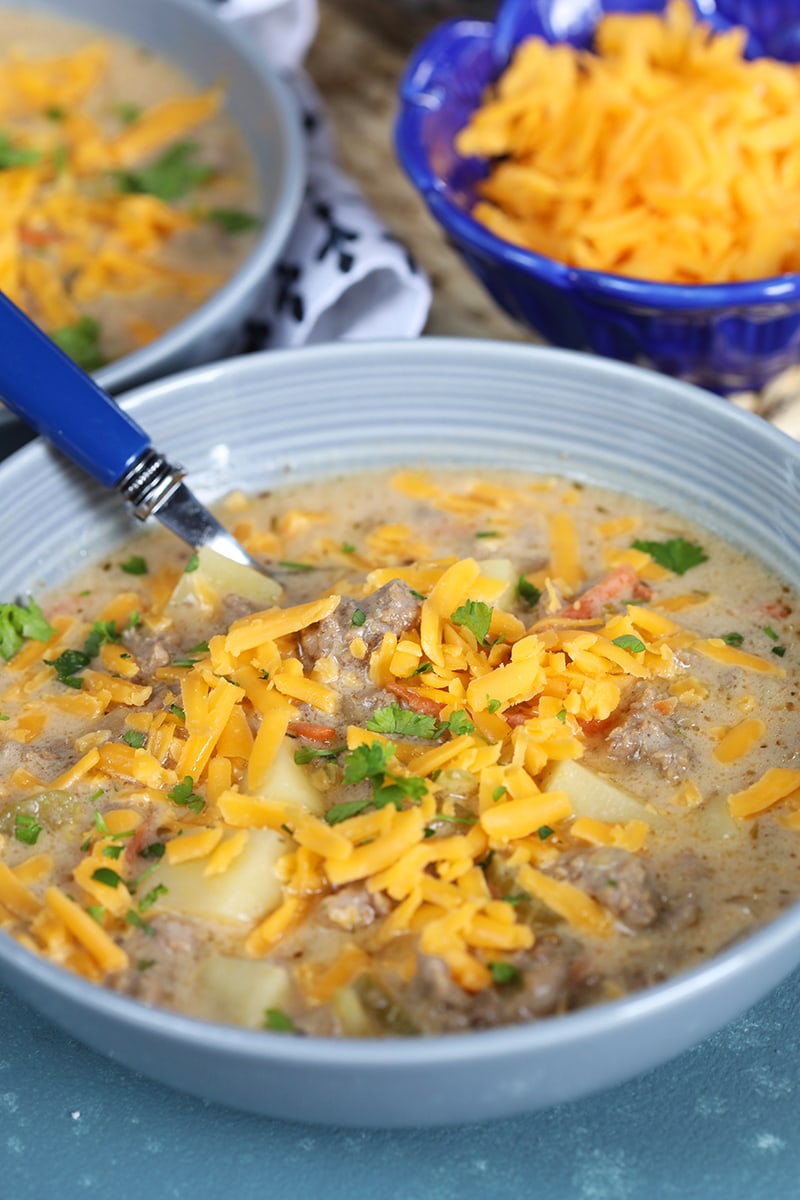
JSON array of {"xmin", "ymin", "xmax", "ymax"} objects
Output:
[
  {"xmin": 0, "ymin": 9, "xmax": 261, "ymax": 369},
  {"xmin": 0, "ymin": 469, "xmax": 797, "ymax": 1036}
]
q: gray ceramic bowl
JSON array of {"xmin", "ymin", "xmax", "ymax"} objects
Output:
[
  {"xmin": 0, "ymin": 0, "xmax": 305, "ymax": 398},
  {"xmin": 0, "ymin": 340, "xmax": 799, "ymax": 1128}
]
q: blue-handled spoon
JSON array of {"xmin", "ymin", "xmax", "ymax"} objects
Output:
[{"xmin": 0, "ymin": 292, "xmax": 282, "ymax": 603}]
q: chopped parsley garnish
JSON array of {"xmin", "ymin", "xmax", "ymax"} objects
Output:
[
  {"xmin": 168, "ymin": 704, "xmax": 185, "ymax": 721},
  {"xmin": 410, "ymin": 662, "xmax": 433, "ymax": 676},
  {"xmin": 612, "ymin": 634, "xmax": 646, "ymax": 654},
  {"xmin": 44, "ymin": 647, "xmax": 91, "ymax": 689},
  {"xmin": 444, "ymin": 709, "xmax": 475, "ymax": 736},
  {"xmin": 140, "ymin": 842, "xmax": 166, "ymax": 860},
  {"xmin": 517, "ymin": 575, "xmax": 542, "ymax": 607},
  {"xmin": 342, "ymin": 542, "xmax": 356, "ymax": 555},
  {"xmin": 87, "ymin": 905, "xmax": 106, "ymax": 925},
  {"xmin": 366, "ymin": 703, "xmax": 438, "ymax": 740},
  {"xmin": 83, "ymin": 619, "xmax": 121, "ymax": 658},
  {"xmin": 52, "ymin": 316, "xmax": 105, "ymax": 372},
  {"xmin": 91, "ymin": 867, "xmax": 123, "ymax": 889},
  {"xmin": 430, "ymin": 813, "xmax": 476, "ymax": 825},
  {"xmin": 122, "ymin": 729, "xmax": 146, "ymax": 749},
  {"xmin": 0, "ymin": 597, "xmax": 55, "ymax": 661},
  {"xmin": 115, "ymin": 140, "xmax": 213, "ymax": 201},
  {"xmin": 14, "ymin": 812, "xmax": 42, "ymax": 845},
  {"xmin": 120, "ymin": 554, "xmax": 148, "ymax": 575},
  {"xmin": 763, "ymin": 625, "xmax": 779, "ymax": 641},
  {"xmin": 475, "ymin": 530, "xmax": 499, "ymax": 539},
  {"xmin": 325, "ymin": 741, "xmax": 428, "ymax": 820},
  {"xmin": 631, "ymin": 536, "xmax": 708, "ymax": 575},
  {"xmin": 721, "ymin": 631, "xmax": 744, "ymax": 647},
  {"xmin": 489, "ymin": 962, "xmax": 520, "ymax": 985},
  {"xmin": 772, "ymin": 645, "xmax": 787, "ymax": 658},
  {"xmin": 451, "ymin": 599, "xmax": 493, "ymax": 644},
  {"xmin": 487, "ymin": 698, "xmax": 501, "ymax": 714},
  {"xmin": 207, "ymin": 207, "xmax": 261, "ymax": 234},
  {"xmin": 492, "ymin": 786, "xmax": 507, "ymax": 802},
  {"xmin": 351, "ymin": 608, "xmax": 366, "ymax": 628},
  {"xmin": 538, "ymin": 825, "xmax": 555, "ymax": 840},
  {"xmin": 502, "ymin": 892, "xmax": 530, "ymax": 906},
  {"xmin": 0, "ymin": 131, "xmax": 41, "ymax": 169},
  {"xmin": 555, "ymin": 707, "xmax": 567, "ymax": 723},
  {"xmin": 293, "ymin": 744, "xmax": 343, "ymax": 764},
  {"xmin": 264, "ymin": 1008, "xmax": 295, "ymax": 1033},
  {"xmin": 324, "ymin": 799, "xmax": 373, "ymax": 825},
  {"xmin": 114, "ymin": 101, "xmax": 142, "ymax": 125},
  {"xmin": 277, "ymin": 560, "xmax": 315, "ymax": 572},
  {"xmin": 172, "ymin": 657, "xmax": 201, "ymax": 668},
  {"xmin": 126, "ymin": 910, "xmax": 154, "ymax": 936},
  {"xmin": 138, "ymin": 883, "xmax": 168, "ymax": 912},
  {"xmin": 102, "ymin": 844, "xmax": 124, "ymax": 860},
  {"xmin": 184, "ymin": 552, "xmax": 199, "ymax": 574},
  {"xmin": 168, "ymin": 775, "xmax": 204, "ymax": 814},
  {"xmin": 0, "ymin": 713, "xmax": 8, "ymax": 721},
  {"xmin": 45, "ymin": 105, "xmax": 65, "ymax": 121}
]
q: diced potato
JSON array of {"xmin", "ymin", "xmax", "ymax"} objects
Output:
[
  {"xmin": 478, "ymin": 558, "xmax": 516, "ymax": 608},
  {"xmin": 253, "ymin": 735, "xmax": 325, "ymax": 816},
  {"xmin": 543, "ymin": 758, "xmax": 663, "ymax": 826},
  {"xmin": 148, "ymin": 828, "xmax": 288, "ymax": 924},
  {"xmin": 166, "ymin": 545, "xmax": 281, "ymax": 614},
  {"xmin": 194, "ymin": 953, "xmax": 291, "ymax": 1028}
]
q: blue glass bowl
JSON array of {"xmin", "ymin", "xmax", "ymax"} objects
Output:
[{"xmin": 395, "ymin": 0, "xmax": 800, "ymax": 393}]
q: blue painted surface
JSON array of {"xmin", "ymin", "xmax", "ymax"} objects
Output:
[{"xmin": 1, "ymin": 970, "xmax": 798, "ymax": 1199}]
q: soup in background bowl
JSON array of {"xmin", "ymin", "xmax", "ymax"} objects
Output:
[
  {"xmin": 0, "ymin": 0, "xmax": 304, "ymax": 400},
  {"xmin": 0, "ymin": 339, "xmax": 798, "ymax": 1127}
]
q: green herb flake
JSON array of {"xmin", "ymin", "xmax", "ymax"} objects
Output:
[
  {"xmin": 137, "ymin": 957, "xmax": 156, "ymax": 970},
  {"xmin": 487, "ymin": 698, "xmax": 501, "ymax": 714},
  {"xmin": 277, "ymin": 560, "xmax": 315, "ymax": 572},
  {"xmin": 44, "ymin": 647, "xmax": 91, "ymax": 689},
  {"xmin": 115, "ymin": 140, "xmax": 213, "ymax": 201},
  {"xmin": 351, "ymin": 609, "xmax": 367, "ymax": 629},
  {"xmin": 555, "ymin": 707, "xmax": 567, "ymax": 724},
  {"xmin": 538, "ymin": 825, "xmax": 555, "ymax": 840},
  {"xmin": 264, "ymin": 1007, "xmax": 295, "ymax": 1033},
  {"xmin": 52, "ymin": 315, "xmax": 105, "ymax": 372},
  {"xmin": 325, "ymin": 799, "xmax": 373, "ymax": 825},
  {"xmin": 772, "ymin": 645, "xmax": 787, "ymax": 658},
  {"xmin": 0, "ymin": 597, "xmax": 55, "ymax": 661},
  {"xmin": 502, "ymin": 892, "xmax": 530, "ymax": 906},
  {"xmin": 91, "ymin": 867, "xmax": 123, "ymax": 889},
  {"xmin": 168, "ymin": 704, "xmax": 186, "ymax": 721},
  {"xmin": 86, "ymin": 905, "xmax": 106, "ymax": 925},
  {"xmin": 126, "ymin": 910, "xmax": 154, "ymax": 936},
  {"xmin": 451, "ymin": 598, "xmax": 493, "ymax": 644},
  {"xmin": 444, "ymin": 710, "xmax": 475, "ymax": 737},
  {"xmin": 138, "ymin": 883, "xmax": 168, "ymax": 913},
  {"xmin": 115, "ymin": 101, "xmax": 143, "ymax": 125},
  {"xmin": 612, "ymin": 634, "xmax": 646, "ymax": 654},
  {"xmin": 0, "ymin": 712, "xmax": 8, "ymax": 721},
  {"xmin": 184, "ymin": 552, "xmax": 199, "ymax": 574},
  {"xmin": 83, "ymin": 618, "xmax": 121, "ymax": 658},
  {"xmin": 492, "ymin": 785, "xmax": 507, "ymax": 802},
  {"xmin": 341, "ymin": 542, "xmax": 356, "ymax": 555},
  {"xmin": 410, "ymin": 662, "xmax": 433, "ymax": 676},
  {"xmin": 102, "ymin": 844, "xmax": 124, "ymax": 860},
  {"xmin": 172, "ymin": 657, "xmax": 200, "ymax": 668},
  {"xmin": 120, "ymin": 554, "xmax": 148, "ymax": 575},
  {"xmin": 489, "ymin": 961, "xmax": 520, "ymax": 985},
  {"xmin": 168, "ymin": 775, "xmax": 204, "ymax": 814},
  {"xmin": 14, "ymin": 812, "xmax": 42, "ymax": 846},
  {"xmin": 45, "ymin": 105, "xmax": 65, "ymax": 121},
  {"xmin": 722, "ymin": 632, "xmax": 744, "ymax": 647},
  {"xmin": 366, "ymin": 702, "xmax": 438, "ymax": 740},
  {"xmin": 207, "ymin": 207, "xmax": 261, "ymax": 234},
  {"xmin": 0, "ymin": 131, "xmax": 41, "ymax": 169},
  {"xmin": 122, "ymin": 729, "xmax": 146, "ymax": 749},
  {"xmin": 189, "ymin": 641, "xmax": 210, "ymax": 654},
  {"xmin": 763, "ymin": 625, "xmax": 779, "ymax": 641},
  {"xmin": 631, "ymin": 536, "xmax": 708, "ymax": 575},
  {"xmin": 294, "ymin": 744, "xmax": 343, "ymax": 765},
  {"xmin": 475, "ymin": 530, "xmax": 499, "ymax": 539},
  {"xmin": 140, "ymin": 842, "xmax": 165, "ymax": 860},
  {"xmin": 517, "ymin": 575, "xmax": 542, "ymax": 607}
]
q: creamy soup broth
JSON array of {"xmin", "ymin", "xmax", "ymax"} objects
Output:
[{"xmin": 0, "ymin": 468, "xmax": 797, "ymax": 1037}]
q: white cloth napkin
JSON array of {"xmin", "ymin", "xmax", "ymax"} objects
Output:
[{"xmin": 213, "ymin": 0, "xmax": 432, "ymax": 349}]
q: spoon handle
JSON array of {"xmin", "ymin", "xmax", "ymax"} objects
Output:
[{"xmin": 0, "ymin": 292, "xmax": 150, "ymax": 487}]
